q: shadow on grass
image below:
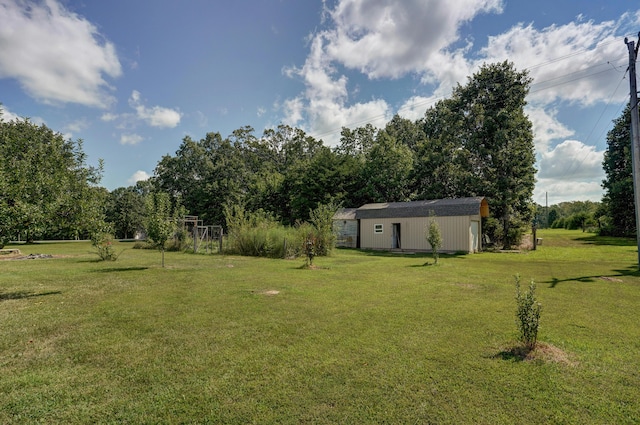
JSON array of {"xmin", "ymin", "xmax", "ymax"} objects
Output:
[
  {"xmin": 491, "ymin": 345, "xmax": 532, "ymax": 362},
  {"xmin": 0, "ymin": 290, "xmax": 62, "ymax": 301},
  {"xmin": 361, "ymin": 250, "xmax": 468, "ymax": 260},
  {"xmin": 573, "ymin": 234, "xmax": 637, "ymax": 246},
  {"xmin": 94, "ymin": 266, "xmax": 149, "ymax": 273},
  {"xmin": 545, "ymin": 265, "xmax": 640, "ymax": 288}
]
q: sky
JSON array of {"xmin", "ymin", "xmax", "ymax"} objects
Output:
[{"xmin": 1, "ymin": 0, "xmax": 639, "ymax": 206}]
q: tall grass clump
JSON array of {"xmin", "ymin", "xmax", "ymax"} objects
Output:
[
  {"xmin": 224, "ymin": 203, "xmax": 338, "ymax": 259},
  {"xmin": 224, "ymin": 205, "xmax": 298, "ymax": 258},
  {"xmin": 515, "ymin": 274, "xmax": 542, "ymax": 350}
]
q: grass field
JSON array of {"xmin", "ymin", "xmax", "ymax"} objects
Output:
[{"xmin": 1, "ymin": 229, "xmax": 639, "ymax": 424}]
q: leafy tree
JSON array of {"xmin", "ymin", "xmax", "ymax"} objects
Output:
[
  {"xmin": 418, "ymin": 61, "xmax": 536, "ymax": 248},
  {"xmin": 0, "ymin": 116, "xmax": 104, "ymax": 243},
  {"xmin": 145, "ymin": 192, "xmax": 177, "ymax": 267},
  {"xmin": 602, "ymin": 104, "xmax": 636, "ymax": 237},
  {"xmin": 360, "ymin": 130, "xmax": 414, "ymax": 203},
  {"xmin": 106, "ymin": 186, "xmax": 146, "ymax": 239},
  {"xmin": 426, "ymin": 217, "xmax": 443, "ymax": 264}
]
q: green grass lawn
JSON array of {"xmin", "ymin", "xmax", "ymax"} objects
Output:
[{"xmin": 1, "ymin": 230, "xmax": 639, "ymax": 424}]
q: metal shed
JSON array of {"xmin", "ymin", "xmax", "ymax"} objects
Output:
[
  {"xmin": 333, "ymin": 208, "xmax": 358, "ymax": 248},
  {"xmin": 355, "ymin": 197, "xmax": 489, "ymax": 253}
]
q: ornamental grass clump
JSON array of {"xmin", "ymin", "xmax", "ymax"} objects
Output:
[{"xmin": 515, "ymin": 274, "xmax": 541, "ymax": 350}]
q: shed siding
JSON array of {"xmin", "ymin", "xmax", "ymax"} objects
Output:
[{"xmin": 360, "ymin": 215, "xmax": 480, "ymax": 252}]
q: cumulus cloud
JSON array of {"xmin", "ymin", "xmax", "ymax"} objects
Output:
[
  {"xmin": 0, "ymin": 105, "xmax": 21, "ymax": 121},
  {"xmin": 283, "ymin": 0, "xmax": 504, "ymax": 143},
  {"xmin": 120, "ymin": 133, "xmax": 144, "ymax": 146},
  {"xmin": 128, "ymin": 170, "xmax": 150, "ymax": 185},
  {"xmin": 0, "ymin": 0, "xmax": 122, "ymax": 108},
  {"xmin": 525, "ymin": 106, "xmax": 575, "ymax": 153},
  {"xmin": 0, "ymin": 104, "xmax": 45, "ymax": 124},
  {"xmin": 325, "ymin": 0, "xmax": 503, "ymax": 79},
  {"xmin": 128, "ymin": 90, "xmax": 182, "ymax": 128},
  {"xmin": 537, "ymin": 139, "xmax": 604, "ymax": 183}
]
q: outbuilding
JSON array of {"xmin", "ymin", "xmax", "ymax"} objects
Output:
[
  {"xmin": 333, "ymin": 208, "xmax": 358, "ymax": 248},
  {"xmin": 355, "ymin": 197, "xmax": 489, "ymax": 253}
]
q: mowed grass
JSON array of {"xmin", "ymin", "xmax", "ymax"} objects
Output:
[{"xmin": 1, "ymin": 230, "xmax": 639, "ymax": 424}]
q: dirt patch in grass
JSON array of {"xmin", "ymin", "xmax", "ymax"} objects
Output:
[
  {"xmin": 0, "ymin": 253, "xmax": 60, "ymax": 261},
  {"xmin": 599, "ymin": 276, "xmax": 622, "ymax": 282},
  {"xmin": 495, "ymin": 342, "xmax": 577, "ymax": 366}
]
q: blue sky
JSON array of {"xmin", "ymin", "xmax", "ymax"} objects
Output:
[{"xmin": 1, "ymin": 0, "xmax": 638, "ymax": 205}]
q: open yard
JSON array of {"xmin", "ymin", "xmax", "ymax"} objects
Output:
[{"xmin": 1, "ymin": 230, "xmax": 639, "ymax": 424}]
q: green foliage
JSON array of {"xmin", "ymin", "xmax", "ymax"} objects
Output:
[
  {"xmin": 90, "ymin": 231, "xmax": 119, "ymax": 261},
  {"xmin": 426, "ymin": 217, "xmax": 443, "ymax": 264},
  {"xmin": 514, "ymin": 275, "xmax": 541, "ymax": 350},
  {"xmin": 0, "ymin": 117, "xmax": 104, "ymax": 242},
  {"xmin": 418, "ymin": 61, "xmax": 535, "ymax": 248},
  {"xmin": 308, "ymin": 202, "xmax": 338, "ymax": 257},
  {"xmin": 141, "ymin": 64, "xmax": 534, "ymax": 245},
  {"xmin": 106, "ymin": 184, "xmax": 147, "ymax": 239},
  {"xmin": 224, "ymin": 204, "xmax": 298, "ymax": 258},
  {"xmin": 145, "ymin": 192, "xmax": 178, "ymax": 267},
  {"xmin": 601, "ymin": 104, "xmax": 636, "ymax": 237}
]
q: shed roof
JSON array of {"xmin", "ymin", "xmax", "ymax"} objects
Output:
[{"xmin": 355, "ymin": 197, "xmax": 488, "ymax": 219}]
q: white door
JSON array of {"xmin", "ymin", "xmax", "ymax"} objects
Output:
[{"xmin": 470, "ymin": 221, "xmax": 479, "ymax": 252}]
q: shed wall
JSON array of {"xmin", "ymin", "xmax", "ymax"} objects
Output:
[
  {"xmin": 333, "ymin": 219, "xmax": 358, "ymax": 248},
  {"xmin": 359, "ymin": 215, "xmax": 480, "ymax": 252}
]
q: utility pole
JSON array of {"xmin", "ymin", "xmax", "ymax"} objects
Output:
[{"xmin": 625, "ymin": 34, "xmax": 640, "ymax": 267}]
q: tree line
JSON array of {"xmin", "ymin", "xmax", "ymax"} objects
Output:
[{"xmin": 1, "ymin": 61, "xmax": 558, "ymax": 249}]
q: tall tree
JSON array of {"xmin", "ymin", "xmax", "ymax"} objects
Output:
[
  {"xmin": 602, "ymin": 104, "xmax": 636, "ymax": 236},
  {"xmin": 0, "ymin": 118, "xmax": 104, "ymax": 243},
  {"xmin": 418, "ymin": 61, "xmax": 536, "ymax": 248},
  {"xmin": 360, "ymin": 130, "xmax": 414, "ymax": 203}
]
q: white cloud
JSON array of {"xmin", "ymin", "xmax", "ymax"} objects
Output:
[
  {"xmin": 525, "ymin": 106, "xmax": 575, "ymax": 153},
  {"xmin": 478, "ymin": 19, "xmax": 628, "ymax": 106},
  {"xmin": 538, "ymin": 139, "xmax": 604, "ymax": 180},
  {"xmin": 120, "ymin": 133, "xmax": 144, "ymax": 146},
  {"xmin": 0, "ymin": 0, "xmax": 122, "ymax": 108},
  {"xmin": 257, "ymin": 107, "xmax": 267, "ymax": 117},
  {"xmin": 534, "ymin": 180, "xmax": 604, "ymax": 204},
  {"xmin": 128, "ymin": 90, "xmax": 182, "ymax": 128},
  {"xmin": 283, "ymin": 28, "xmax": 391, "ymax": 144},
  {"xmin": 100, "ymin": 113, "xmax": 119, "ymax": 122},
  {"xmin": 0, "ymin": 105, "xmax": 45, "ymax": 124},
  {"xmin": 0, "ymin": 105, "xmax": 20, "ymax": 121},
  {"xmin": 128, "ymin": 170, "xmax": 150, "ymax": 185},
  {"xmin": 397, "ymin": 95, "xmax": 443, "ymax": 121},
  {"xmin": 325, "ymin": 0, "xmax": 503, "ymax": 79}
]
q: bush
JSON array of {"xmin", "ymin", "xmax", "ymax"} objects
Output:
[
  {"xmin": 91, "ymin": 232, "xmax": 119, "ymax": 261},
  {"xmin": 514, "ymin": 275, "xmax": 541, "ymax": 350},
  {"xmin": 426, "ymin": 218, "xmax": 442, "ymax": 264}
]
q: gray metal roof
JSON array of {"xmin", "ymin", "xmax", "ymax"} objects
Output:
[{"xmin": 355, "ymin": 197, "xmax": 486, "ymax": 219}]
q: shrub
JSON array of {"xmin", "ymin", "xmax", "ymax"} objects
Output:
[
  {"xmin": 514, "ymin": 275, "xmax": 541, "ymax": 350},
  {"xmin": 91, "ymin": 232, "xmax": 119, "ymax": 261},
  {"xmin": 308, "ymin": 202, "xmax": 338, "ymax": 257},
  {"xmin": 426, "ymin": 217, "xmax": 442, "ymax": 264}
]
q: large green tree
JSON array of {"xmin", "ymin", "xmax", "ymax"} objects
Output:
[
  {"xmin": 418, "ymin": 61, "xmax": 536, "ymax": 248},
  {"xmin": 601, "ymin": 104, "xmax": 636, "ymax": 237},
  {"xmin": 0, "ymin": 117, "xmax": 104, "ymax": 244}
]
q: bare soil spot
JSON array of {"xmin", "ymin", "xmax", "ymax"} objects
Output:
[
  {"xmin": 600, "ymin": 276, "xmax": 622, "ymax": 282},
  {"xmin": 495, "ymin": 342, "xmax": 577, "ymax": 366}
]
